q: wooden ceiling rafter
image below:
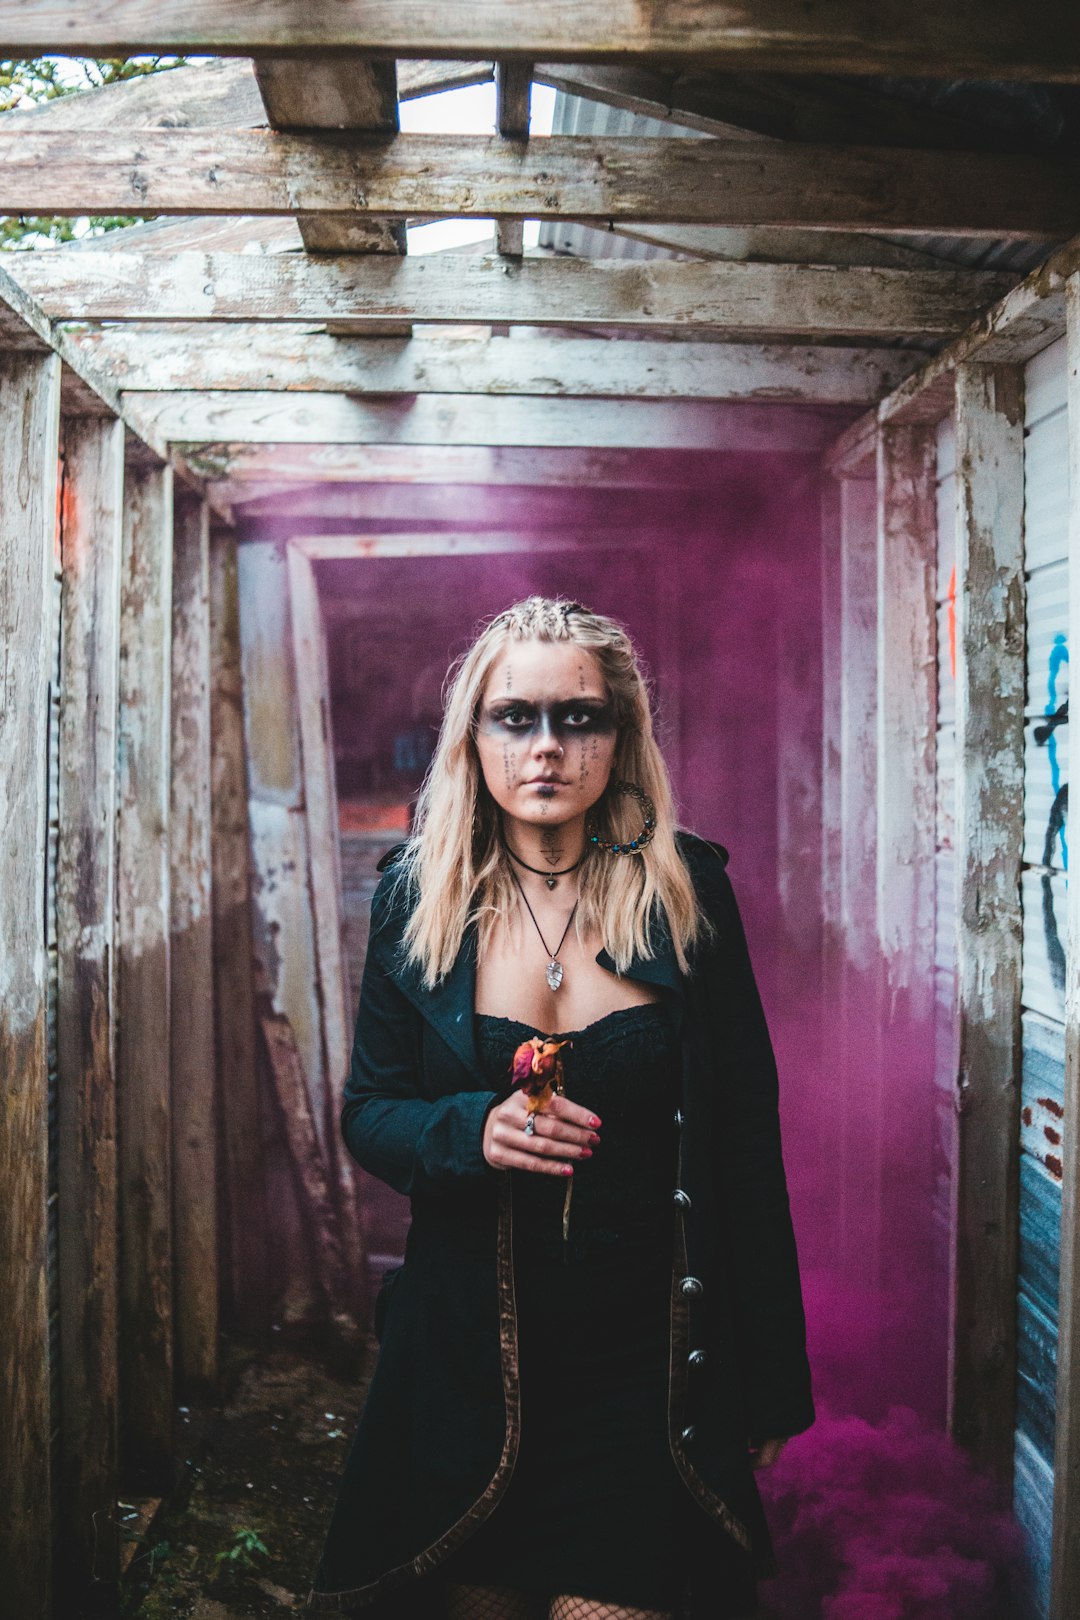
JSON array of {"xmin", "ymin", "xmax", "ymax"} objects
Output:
[
  {"xmin": 0, "ymin": 4, "xmax": 1076, "ymax": 82},
  {"xmin": 0, "ymin": 128, "xmax": 1074, "ymax": 238},
  {"xmin": 4, "ymin": 250, "xmax": 1016, "ymax": 339}
]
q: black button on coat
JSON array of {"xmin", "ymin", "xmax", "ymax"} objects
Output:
[{"xmin": 305, "ymin": 828, "xmax": 815, "ymax": 1617}]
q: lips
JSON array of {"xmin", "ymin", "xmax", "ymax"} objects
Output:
[{"xmin": 524, "ymin": 776, "xmax": 567, "ymax": 785}]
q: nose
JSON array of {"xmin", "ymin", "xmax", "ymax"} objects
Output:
[{"xmin": 532, "ymin": 713, "xmax": 563, "ymax": 757}]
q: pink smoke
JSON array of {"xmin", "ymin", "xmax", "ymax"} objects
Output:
[{"xmin": 757, "ymin": 1395, "xmax": 1027, "ymax": 1619}]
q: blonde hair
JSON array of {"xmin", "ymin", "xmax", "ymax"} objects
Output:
[{"xmin": 390, "ymin": 595, "xmax": 709, "ymax": 988}]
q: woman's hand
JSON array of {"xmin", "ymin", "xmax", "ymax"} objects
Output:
[
  {"xmin": 482, "ymin": 1089, "xmax": 600, "ymax": 1174},
  {"xmin": 749, "ymin": 1437, "xmax": 788, "ymax": 1471}
]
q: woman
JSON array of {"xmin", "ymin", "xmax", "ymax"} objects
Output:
[{"xmin": 306, "ymin": 597, "xmax": 814, "ymax": 1620}]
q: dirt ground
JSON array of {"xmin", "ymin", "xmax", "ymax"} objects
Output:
[{"xmin": 121, "ymin": 1336, "xmax": 375, "ymax": 1620}]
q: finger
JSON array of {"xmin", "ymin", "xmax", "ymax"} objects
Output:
[
  {"xmin": 544, "ymin": 1094, "xmax": 603, "ymax": 1130},
  {"xmin": 493, "ymin": 1122, "xmax": 587, "ymax": 1160},
  {"xmin": 521, "ymin": 1111, "xmax": 597, "ymax": 1147},
  {"xmin": 495, "ymin": 1148, "xmax": 576, "ymax": 1176}
]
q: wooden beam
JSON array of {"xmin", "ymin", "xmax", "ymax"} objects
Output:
[
  {"xmin": 253, "ymin": 57, "xmax": 405, "ymax": 258},
  {"xmin": 824, "ymin": 230, "xmax": 1080, "ymax": 478},
  {"xmin": 170, "ymin": 492, "xmax": 219, "ymax": 1400},
  {"xmin": 60, "ymin": 328, "xmax": 923, "ymax": 404},
  {"xmin": 201, "ymin": 442, "xmax": 824, "ymax": 493},
  {"xmin": 875, "ymin": 423, "xmax": 938, "ymax": 1003},
  {"xmin": 495, "ymin": 62, "xmax": 532, "ymax": 256},
  {"xmin": 128, "ymin": 392, "xmax": 855, "ymax": 452},
  {"xmin": 8, "ymin": 251, "xmax": 1017, "ymax": 339},
  {"xmin": 1050, "ymin": 271, "xmax": 1080, "ymax": 1619},
  {"xmin": 208, "ymin": 523, "xmax": 271, "ymax": 1338},
  {"xmin": 837, "ymin": 471, "xmax": 884, "ymax": 1293},
  {"xmin": 1, "ymin": 55, "xmax": 493, "ymax": 131},
  {"xmin": 55, "ymin": 414, "xmax": 125, "ymax": 1607},
  {"xmin": 0, "ymin": 4, "xmax": 1077, "ymax": 81},
  {"xmin": 290, "ymin": 529, "xmax": 648, "ymax": 560},
  {"xmin": 286, "ymin": 546, "xmax": 365, "ymax": 1297},
  {"xmin": 950, "ymin": 361, "xmax": 1024, "ymax": 1477},
  {"xmin": 236, "ymin": 539, "xmax": 335, "ymax": 1327},
  {"xmin": 0, "ymin": 349, "xmax": 61, "ymax": 1620},
  {"xmin": 0, "ymin": 130, "xmax": 1074, "ymax": 237},
  {"xmin": 116, "ymin": 458, "xmax": 176, "ymax": 1490},
  {"xmin": 0, "ymin": 250, "xmax": 230, "ymax": 518}
]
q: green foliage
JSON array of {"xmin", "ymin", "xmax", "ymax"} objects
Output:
[
  {"xmin": 210, "ymin": 1526, "xmax": 271, "ymax": 1584},
  {"xmin": 0, "ymin": 55, "xmax": 188, "ymax": 249}
]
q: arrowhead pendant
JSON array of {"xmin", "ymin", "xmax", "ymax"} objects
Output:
[
  {"xmin": 546, "ymin": 958, "xmax": 564, "ymax": 992},
  {"xmin": 545, "ymin": 875, "xmax": 557, "ymax": 889}
]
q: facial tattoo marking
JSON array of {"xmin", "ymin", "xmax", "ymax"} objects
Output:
[{"xmin": 540, "ymin": 825, "xmax": 564, "ymax": 867}]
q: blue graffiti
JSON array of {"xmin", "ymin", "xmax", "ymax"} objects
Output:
[{"xmin": 1033, "ymin": 635, "xmax": 1068, "ymax": 993}]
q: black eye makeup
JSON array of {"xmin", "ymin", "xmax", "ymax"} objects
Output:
[{"xmin": 478, "ymin": 697, "xmax": 616, "ymax": 740}]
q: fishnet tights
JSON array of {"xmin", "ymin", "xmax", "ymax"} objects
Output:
[{"xmin": 443, "ymin": 1585, "xmax": 672, "ymax": 1620}]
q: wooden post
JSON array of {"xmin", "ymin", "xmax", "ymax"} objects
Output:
[
  {"xmin": 951, "ymin": 361, "xmax": 1025, "ymax": 1480},
  {"xmin": 838, "ymin": 470, "xmax": 885, "ymax": 1293},
  {"xmin": 819, "ymin": 472, "xmax": 845, "ymax": 1232},
  {"xmin": 170, "ymin": 491, "xmax": 219, "ymax": 1398},
  {"xmin": 116, "ymin": 454, "xmax": 176, "ymax": 1489},
  {"xmin": 286, "ymin": 544, "xmax": 366, "ymax": 1296},
  {"xmin": 237, "ymin": 538, "xmax": 331, "ymax": 1329},
  {"xmin": 0, "ymin": 349, "xmax": 61, "ymax": 1620},
  {"xmin": 209, "ymin": 522, "xmax": 270, "ymax": 1338},
  {"xmin": 1050, "ymin": 274, "xmax": 1080, "ymax": 1617},
  {"xmin": 55, "ymin": 414, "xmax": 125, "ymax": 1604},
  {"xmin": 875, "ymin": 423, "xmax": 941, "ymax": 1319}
]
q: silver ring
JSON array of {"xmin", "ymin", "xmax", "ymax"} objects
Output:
[{"xmin": 523, "ymin": 1115, "xmax": 536, "ymax": 1136}]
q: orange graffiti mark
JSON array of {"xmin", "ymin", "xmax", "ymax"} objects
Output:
[
  {"xmin": 1046, "ymin": 1154, "xmax": 1064, "ymax": 1180},
  {"xmin": 1038, "ymin": 1096, "xmax": 1065, "ymax": 1119},
  {"xmin": 1044, "ymin": 1125, "xmax": 1062, "ymax": 1146}
]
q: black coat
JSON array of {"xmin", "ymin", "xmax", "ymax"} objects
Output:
[{"xmin": 305, "ymin": 828, "xmax": 814, "ymax": 1617}]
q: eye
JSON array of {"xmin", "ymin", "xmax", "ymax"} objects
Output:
[
  {"xmin": 498, "ymin": 706, "xmax": 533, "ymax": 728},
  {"xmin": 563, "ymin": 708, "xmax": 594, "ymax": 727}
]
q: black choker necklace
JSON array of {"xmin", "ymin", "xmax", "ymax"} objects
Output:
[{"xmin": 502, "ymin": 839, "xmax": 585, "ymax": 890}]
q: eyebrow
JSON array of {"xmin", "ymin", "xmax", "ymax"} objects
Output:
[{"xmin": 487, "ymin": 694, "xmax": 610, "ymax": 706}]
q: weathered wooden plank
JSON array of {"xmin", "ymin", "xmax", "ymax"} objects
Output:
[
  {"xmin": 0, "ymin": 349, "xmax": 61, "ymax": 1620},
  {"xmin": 7, "ymin": 251, "xmax": 1017, "ymax": 339},
  {"xmin": 1050, "ymin": 271, "xmax": 1080, "ymax": 1620},
  {"xmin": 951, "ymin": 361, "xmax": 1025, "ymax": 1477},
  {"xmin": 116, "ymin": 458, "xmax": 176, "ymax": 1489},
  {"xmin": 0, "ymin": 3, "xmax": 1077, "ymax": 81},
  {"xmin": 169, "ymin": 492, "xmax": 218, "ymax": 1399},
  {"xmin": 838, "ymin": 471, "xmax": 885, "ymax": 1289},
  {"xmin": 132, "ymin": 391, "xmax": 855, "ymax": 452},
  {"xmin": 254, "ymin": 58, "xmax": 405, "ymax": 259},
  {"xmin": 257, "ymin": 1006, "xmax": 354, "ymax": 1323},
  {"xmin": 1, "ymin": 55, "xmax": 492, "ymax": 131},
  {"xmin": 236, "ymin": 539, "xmax": 332, "ymax": 1326},
  {"xmin": 65, "ymin": 328, "xmax": 921, "ymax": 404},
  {"xmin": 203, "ymin": 442, "xmax": 817, "ymax": 493},
  {"xmin": 291, "ymin": 529, "xmax": 645, "ymax": 560},
  {"xmin": 495, "ymin": 62, "xmax": 532, "ymax": 255},
  {"xmin": 208, "ymin": 523, "xmax": 271, "ymax": 1337},
  {"xmin": 875, "ymin": 423, "xmax": 938, "ymax": 1005},
  {"xmin": 0, "ymin": 130, "xmax": 1074, "ymax": 236},
  {"xmin": 286, "ymin": 546, "xmax": 365, "ymax": 1295},
  {"xmin": 54, "ymin": 414, "xmax": 124, "ymax": 1605}
]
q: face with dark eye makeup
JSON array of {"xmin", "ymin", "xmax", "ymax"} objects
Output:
[{"xmin": 474, "ymin": 640, "xmax": 618, "ymax": 834}]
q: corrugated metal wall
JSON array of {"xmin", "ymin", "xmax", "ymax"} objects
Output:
[{"xmin": 1015, "ymin": 334, "xmax": 1070, "ymax": 1620}]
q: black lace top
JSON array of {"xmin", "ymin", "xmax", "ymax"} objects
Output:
[{"xmin": 474, "ymin": 1002, "xmax": 681, "ymax": 1263}]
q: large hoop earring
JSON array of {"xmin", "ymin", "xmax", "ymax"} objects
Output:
[{"xmin": 585, "ymin": 780, "xmax": 657, "ymax": 855}]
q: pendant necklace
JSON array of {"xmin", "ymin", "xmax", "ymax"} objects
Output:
[
  {"xmin": 509, "ymin": 866, "xmax": 578, "ymax": 991},
  {"xmin": 502, "ymin": 837, "xmax": 584, "ymax": 891}
]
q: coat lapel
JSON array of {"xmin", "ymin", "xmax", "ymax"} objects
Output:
[{"xmin": 386, "ymin": 897, "xmax": 687, "ymax": 1083}]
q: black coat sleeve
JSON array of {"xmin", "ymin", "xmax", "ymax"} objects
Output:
[
  {"xmin": 339, "ymin": 877, "xmax": 500, "ymax": 1199},
  {"xmin": 692, "ymin": 840, "xmax": 816, "ymax": 1445}
]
